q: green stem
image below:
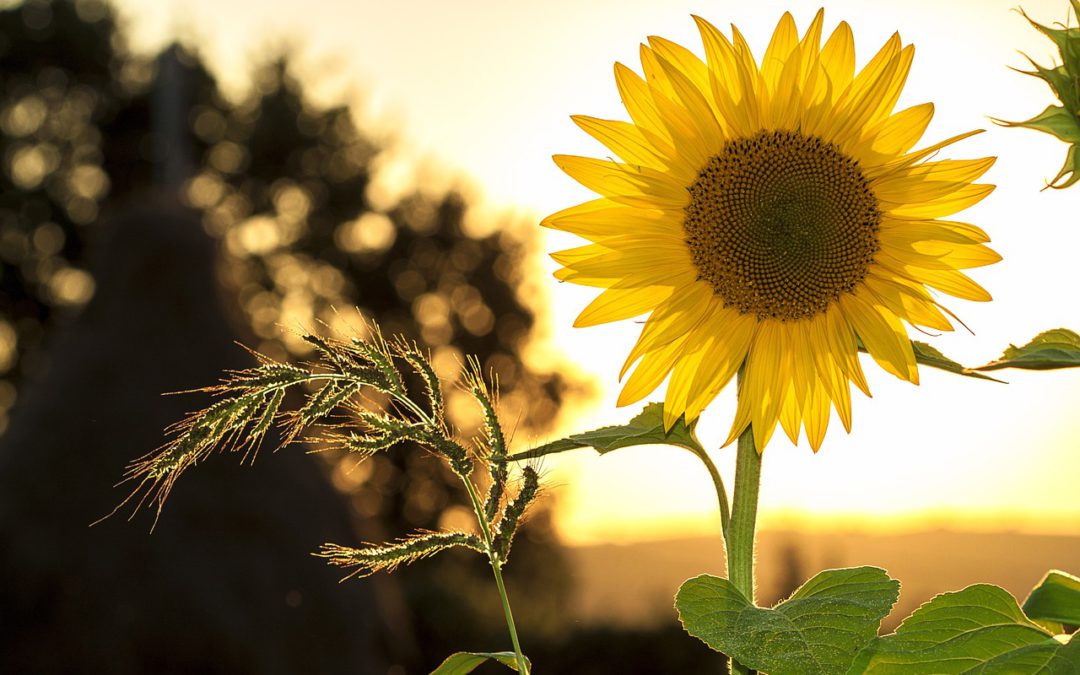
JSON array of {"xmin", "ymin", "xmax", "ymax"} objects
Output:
[
  {"xmin": 491, "ymin": 558, "xmax": 527, "ymax": 672},
  {"xmin": 686, "ymin": 444, "xmax": 730, "ymax": 541},
  {"xmin": 725, "ymin": 423, "xmax": 762, "ymax": 675},
  {"xmin": 726, "ymin": 424, "xmax": 761, "ymax": 602},
  {"xmin": 463, "ymin": 478, "xmax": 529, "ymax": 674},
  {"xmin": 389, "ymin": 380, "xmax": 528, "ymax": 673}
]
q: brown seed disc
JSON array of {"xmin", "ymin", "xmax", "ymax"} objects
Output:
[{"xmin": 683, "ymin": 129, "xmax": 880, "ymax": 321}]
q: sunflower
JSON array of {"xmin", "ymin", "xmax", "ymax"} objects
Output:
[{"xmin": 545, "ymin": 10, "xmax": 999, "ymax": 452}]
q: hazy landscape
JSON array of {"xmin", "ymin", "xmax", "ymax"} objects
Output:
[{"xmin": 568, "ymin": 528, "xmax": 1080, "ymax": 631}]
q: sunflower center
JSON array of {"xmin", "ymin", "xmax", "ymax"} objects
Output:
[{"xmin": 683, "ymin": 129, "xmax": 880, "ymax": 321}]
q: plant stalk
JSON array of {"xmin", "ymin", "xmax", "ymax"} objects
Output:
[
  {"xmin": 399, "ymin": 384, "xmax": 528, "ymax": 673},
  {"xmin": 687, "ymin": 444, "xmax": 730, "ymax": 542},
  {"xmin": 726, "ymin": 424, "xmax": 761, "ymax": 603},
  {"xmin": 725, "ymin": 422, "xmax": 762, "ymax": 675},
  {"xmin": 463, "ymin": 477, "xmax": 529, "ymax": 674}
]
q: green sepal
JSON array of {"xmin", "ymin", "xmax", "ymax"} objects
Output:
[
  {"xmin": 430, "ymin": 651, "xmax": 531, "ymax": 674},
  {"xmin": 976, "ymin": 329, "xmax": 1080, "ymax": 371},
  {"xmin": 508, "ymin": 402, "xmax": 703, "ymax": 461},
  {"xmin": 1024, "ymin": 570, "xmax": 1080, "ymax": 627},
  {"xmin": 1002, "ymin": 104, "xmax": 1080, "ymax": 143},
  {"xmin": 675, "ymin": 566, "xmax": 899, "ymax": 675},
  {"xmin": 1004, "ymin": 4, "xmax": 1080, "ymax": 188},
  {"xmin": 1051, "ymin": 143, "xmax": 1080, "ymax": 189},
  {"xmin": 848, "ymin": 584, "xmax": 1080, "ymax": 673}
]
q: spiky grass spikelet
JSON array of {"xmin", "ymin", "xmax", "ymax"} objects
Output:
[
  {"xmin": 318, "ymin": 531, "xmax": 486, "ymax": 579},
  {"xmin": 114, "ymin": 321, "xmax": 543, "ymax": 585}
]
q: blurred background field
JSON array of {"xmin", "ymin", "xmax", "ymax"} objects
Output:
[{"xmin": 0, "ymin": 0, "xmax": 1076, "ymax": 673}]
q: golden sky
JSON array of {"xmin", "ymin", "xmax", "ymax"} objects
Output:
[{"xmin": 113, "ymin": 0, "xmax": 1080, "ymax": 544}]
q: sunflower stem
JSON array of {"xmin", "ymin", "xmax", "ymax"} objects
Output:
[{"xmin": 726, "ymin": 422, "xmax": 762, "ymax": 675}]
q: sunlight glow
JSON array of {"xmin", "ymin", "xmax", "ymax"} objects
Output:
[{"xmin": 112, "ymin": 0, "xmax": 1080, "ymax": 543}]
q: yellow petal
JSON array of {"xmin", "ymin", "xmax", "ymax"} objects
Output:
[
  {"xmin": 830, "ymin": 44, "xmax": 911, "ymax": 145},
  {"xmin": 730, "ymin": 24, "xmax": 765, "ymax": 130},
  {"xmin": 907, "ymin": 241, "xmax": 1001, "ymax": 269},
  {"xmin": 618, "ymin": 334, "xmax": 689, "ymax": 406},
  {"xmin": 570, "ymin": 115, "xmax": 673, "ymax": 171},
  {"xmin": 662, "ymin": 324, "xmax": 717, "ymax": 428},
  {"xmin": 647, "ymin": 35, "xmax": 713, "ymax": 108},
  {"xmin": 822, "ymin": 303, "xmax": 870, "ymax": 396},
  {"xmin": 654, "ymin": 52, "xmax": 725, "ymax": 154},
  {"xmin": 799, "ymin": 9, "xmax": 826, "ymax": 64},
  {"xmin": 694, "ymin": 15, "xmax": 755, "ymax": 135},
  {"xmin": 857, "ymin": 103, "xmax": 934, "ymax": 165},
  {"xmin": 553, "ymin": 242, "xmax": 690, "ymax": 277},
  {"xmin": 684, "ymin": 309, "xmax": 757, "ymax": 420},
  {"xmin": 819, "ymin": 21, "xmax": 855, "ymax": 100},
  {"xmin": 878, "ymin": 217, "xmax": 991, "ymax": 246},
  {"xmin": 840, "ymin": 292, "xmax": 918, "ymax": 384},
  {"xmin": 883, "ymin": 183, "xmax": 994, "ymax": 219},
  {"xmin": 542, "ymin": 199, "xmax": 684, "ymax": 241},
  {"xmin": 743, "ymin": 321, "xmax": 788, "ymax": 451},
  {"xmin": 574, "ymin": 284, "xmax": 674, "ymax": 327},
  {"xmin": 881, "ymin": 259, "xmax": 992, "ymax": 301},
  {"xmin": 622, "ymin": 283, "xmax": 717, "ymax": 376},
  {"xmin": 761, "ymin": 12, "xmax": 799, "ymax": 93},
  {"xmin": 778, "ymin": 384, "xmax": 802, "ymax": 445},
  {"xmin": 874, "ymin": 157, "xmax": 996, "ymax": 204},
  {"xmin": 552, "ymin": 154, "xmax": 690, "ymax": 208},
  {"xmin": 866, "ymin": 129, "xmax": 984, "ymax": 179},
  {"xmin": 614, "ymin": 62, "xmax": 674, "ymax": 144},
  {"xmin": 809, "ymin": 314, "xmax": 856, "ymax": 432},
  {"xmin": 863, "ymin": 273, "xmax": 954, "ymax": 332},
  {"xmin": 803, "ymin": 376, "xmax": 831, "ymax": 452},
  {"xmin": 636, "ymin": 46, "xmax": 715, "ymax": 169}
]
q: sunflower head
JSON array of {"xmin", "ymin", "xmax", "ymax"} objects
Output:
[{"xmin": 545, "ymin": 10, "xmax": 998, "ymax": 452}]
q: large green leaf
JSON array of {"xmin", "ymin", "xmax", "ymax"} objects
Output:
[
  {"xmin": 430, "ymin": 651, "xmax": 530, "ymax": 674},
  {"xmin": 1025, "ymin": 570, "xmax": 1080, "ymax": 627},
  {"xmin": 508, "ymin": 402, "xmax": 703, "ymax": 461},
  {"xmin": 848, "ymin": 584, "xmax": 1080, "ymax": 674},
  {"xmin": 676, "ymin": 567, "xmax": 899, "ymax": 675},
  {"xmin": 976, "ymin": 329, "xmax": 1080, "ymax": 371}
]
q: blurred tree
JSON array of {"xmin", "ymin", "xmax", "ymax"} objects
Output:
[
  {"xmin": 0, "ymin": 0, "xmax": 578, "ymax": 671},
  {"xmin": 197, "ymin": 61, "xmax": 578, "ymax": 667}
]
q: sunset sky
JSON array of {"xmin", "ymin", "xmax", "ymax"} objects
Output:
[{"xmin": 111, "ymin": 0, "xmax": 1080, "ymax": 544}]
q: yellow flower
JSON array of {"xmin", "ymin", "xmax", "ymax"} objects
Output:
[{"xmin": 545, "ymin": 10, "xmax": 999, "ymax": 452}]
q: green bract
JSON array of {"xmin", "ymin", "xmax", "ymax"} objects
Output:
[{"xmin": 1001, "ymin": 0, "xmax": 1080, "ymax": 187}]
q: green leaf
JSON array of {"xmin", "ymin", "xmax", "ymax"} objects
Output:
[
  {"xmin": 430, "ymin": 651, "xmax": 530, "ymax": 674},
  {"xmin": 910, "ymin": 341, "xmax": 1003, "ymax": 382},
  {"xmin": 508, "ymin": 402, "xmax": 703, "ymax": 461},
  {"xmin": 976, "ymin": 329, "xmax": 1080, "ymax": 371},
  {"xmin": 855, "ymin": 339, "xmax": 1002, "ymax": 383},
  {"xmin": 1025, "ymin": 570, "xmax": 1080, "ymax": 627},
  {"xmin": 675, "ymin": 567, "xmax": 899, "ymax": 675},
  {"xmin": 848, "ymin": 584, "xmax": 1080, "ymax": 674}
]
